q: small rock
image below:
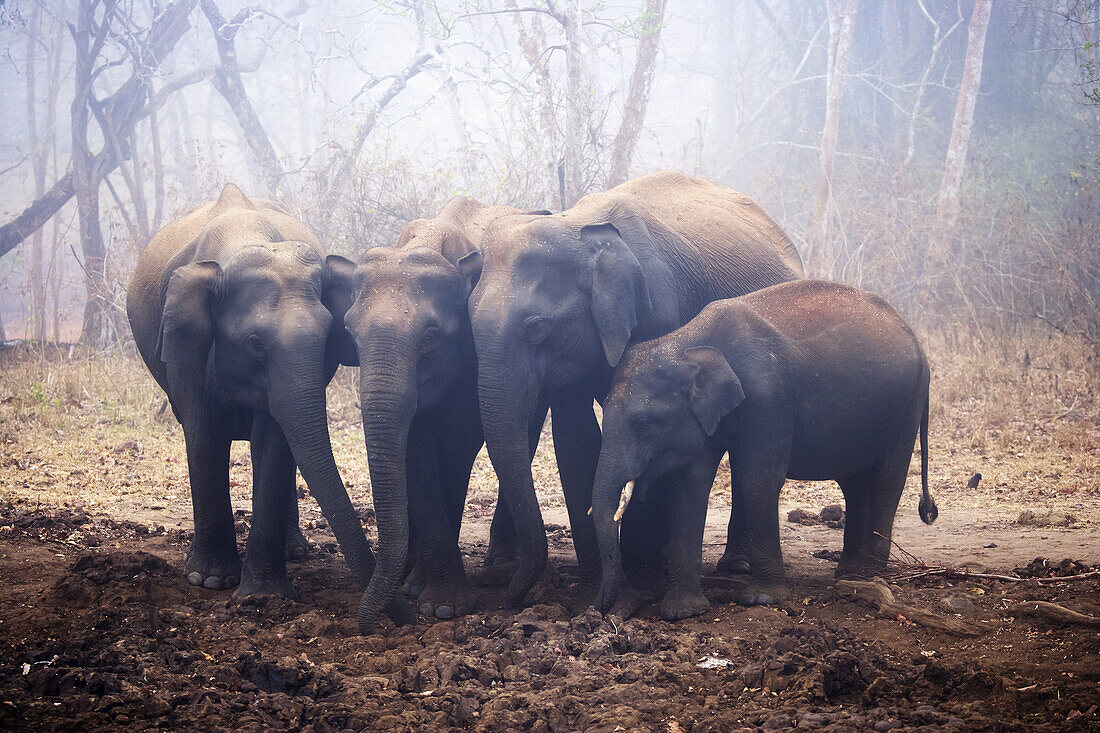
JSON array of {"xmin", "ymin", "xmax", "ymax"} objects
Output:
[
  {"xmin": 967, "ymin": 472, "xmax": 982, "ymax": 488},
  {"xmin": 819, "ymin": 504, "xmax": 844, "ymax": 522},
  {"xmin": 941, "ymin": 595, "xmax": 975, "ymax": 614}
]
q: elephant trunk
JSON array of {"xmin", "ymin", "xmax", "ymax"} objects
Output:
[
  {"xmin": 356, "ymin": 330, "xmax": 419, "ymax": 634},
  {"xmin": 475, "ymin": 333, "xmax": 547, "ymax": 609},
  {"xmin": 275, "ymin": 381, "xmax": 377, "ymax": 589},
  {"xmin": 590, "ymin": 450, "xmax": 632, "ymax": 611}
]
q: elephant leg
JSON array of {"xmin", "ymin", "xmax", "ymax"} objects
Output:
[
  {"xmin": 408, "ymin": 418, "xmax": 475, "ymax": 619},
  {"xmin": 621, "ymin": 478, "xmax": 669, "ymax": 600},
  {"xmin": 549, "ymin": 391, "xmax": 603, "ymax": 593},
  {"xmin": 732, "ymin": 429, "xmax": 791, "ymax": 606},
  {"xmin": 661, "ymin": 459, "xmax": 720, "ymax": 621},
  {"xmin": 482, "ymin": 395, "xmax": 548, "ymax": 579},
  {"xmin": 836, "ymin": 448, "xmax": 913, "ymax": 578},
  {"xmin": 236, "ymin": 412, "xmax": 296, "ymax": 598},
  {"xmin": 181, "ymin": 403, "xmax": 240, "ymax": 591},
  {"xmin": 284, "ymin": 485, "xmax": 309, "ymax": 561},
  {"xmin": 716, "ymin": 463, "xmax": 751, "ymax": 575}
]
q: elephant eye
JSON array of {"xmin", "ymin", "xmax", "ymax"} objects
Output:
[
  {"xmin": 246, "ymin": 334, "xmax": 266, "ymax": 361},
  {"xmin": 631, "ymin": 414, "xmax": 657, "ymax": 436},
  {"xmin": 421, "ymin": 326, "xmax": 441, "ymax": 353},
  {"xmin": 523, "ymin": 315, "xmax": 550, "ymax": 344}
]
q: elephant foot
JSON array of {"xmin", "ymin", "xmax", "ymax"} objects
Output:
[
  {"xmin": 185, "ymin": 542, "xmax": 241, "ymax": 591},
  {"xmin": 473, "ymin": 560, "xmax": 518, "ymax": 587},
  {"xmin": 835, "ymin": 559, "xmax": 887, "ymax": 579},
  {"xmin": 736, "ymin": 579, "xmax": 789, "ymax": 606},
  {"xmin": 483, "ymin": 536, "xmax": 518, "ymax": 570},
  {"xmin": 716, "ymin": 551, "xmax": 751, "ymax": 575},
  {"xmin": 627, "ymin": 564, "xmax": 669, "ymax": 599},
  {"xmin": 234, "ymin": 567, "xmax": 297, "ymax": 600},
  {"xmin": 285, "ymin": 526, "xmax": 309, "ymax": 562},
  {"xmin": 417, "ymin": 582, "xmax": 475, "ymax": 620},
  {"xmin": 660, "ymin": 589, "xmax": 711, "ymax": 621},
  {"xmin": 610, "ymin": 584, "xmax": 652, "ymax": 619},
  {"xmin": 402, "ymin": 564, "xmax": 427, "ymax": 598}
]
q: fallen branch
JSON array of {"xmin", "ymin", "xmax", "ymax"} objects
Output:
[
  {"xmin": 1007, "ymin": 601, "xmax": 1100, "ymax": 628},
  {"xmin": 891, "ymin": 567, "xmax": 1100, "ymax": 584},
  {"xmin": 835, "ymin": 578, "xmax": 981, "ymax": 637}
]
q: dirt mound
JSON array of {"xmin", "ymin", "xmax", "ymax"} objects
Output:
[{"xmin": 0, "ymin": 507, "xmax": 1097, "ymax": 731}]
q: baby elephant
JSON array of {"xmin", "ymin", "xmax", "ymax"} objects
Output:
[{"xmin": 591, "ymin": 280, "xmax": 937, "ymax": 621}]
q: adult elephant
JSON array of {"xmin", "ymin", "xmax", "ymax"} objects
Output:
[
  {"xmin": 127, "ymin": 184, "xmax": 410, "ymax": 624},
  {"xmin": 464, "ymin": 171, "xmax": 804, "ymax": 609},
  {"xmin": 343, "ymin": 197, "xmax": 549, "ymax": 633}
]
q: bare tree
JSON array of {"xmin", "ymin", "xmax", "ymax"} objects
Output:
[
  {"xmin": 607, "ymin": 0, "xmax": 667, "ymax": 187},
  {"xmin": 200, "ymin": 0, "xmax": 285, "ymax": 198},
  {"xmin": 26, "ymin": 3, "xmax": 47, "ymax": 344},
  {"xmin": 934, "ymin": 0, "xmax": 993, "ymax": 262},
  {"xmin": 0, "ymin": 0, "xmax": 197, "ymax": 262},
  {"xmin": 808, "ymin": 0, "xmax": 859, "ymax": 275}
]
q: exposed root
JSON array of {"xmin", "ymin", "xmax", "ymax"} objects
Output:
[
  {"xmin": 835, "ymin": 578, "xmax": 981, "ymax": 637},
  {"xmin": 1007, "ymin": 601, "xmax": 1100, "ymax": 628}
]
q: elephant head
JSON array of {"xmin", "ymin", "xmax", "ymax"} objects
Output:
[
  {"xmin": 341, "ymin": 226, "xmax": 477, "ymax": 633},
  {"xmin": 465, "ymin": 215, "xmax": 654, "ymax": 606},
  {"xmin": 157, "ymin": 229, "xmax": 376, "ymax": 589},
  {"xmin": 591, "ymin": 341, "xmax": 744, "ymax": 608}
]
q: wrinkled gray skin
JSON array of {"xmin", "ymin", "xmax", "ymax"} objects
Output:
[
  {"xmin": 592, "ymin": 280, "xmax": 938, "ymax": 620},
  {"xmin": 126, "ymin": 184, "xmax": 412, "ymax": 625},
  {"xmin": 341, "ymin": 197, "xmax": 544, "ymax": 633},
  {"xmin": 466, "ymin": 171, "xmax": 804, "ymax": 609}
]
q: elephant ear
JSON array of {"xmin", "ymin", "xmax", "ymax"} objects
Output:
[
  {"xmin": 580, "ymin": 222, "xmax": 652, "ymax": 367},
  {"xmin": 159, "ymin": 261, "xmax": 222, "ymax": 375},
  {"xmin": 322, "ymin": 254, "xmax": 359, "ymax": 366},
  {"xmin": 456, "ymin": 250, "xmax": 483, "ymax": 297},
  {"xmin": 682, "ymin": 346, "xmax": 745, "ymax": 436}
]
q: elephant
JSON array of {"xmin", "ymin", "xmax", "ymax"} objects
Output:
[
  {"xmin": 340, "ymin": 196, "xmax": 550, "ymax": 633},
  {"xmin": 590, "ymin": 279, "xmax": 938, "ymax": 620},
  {"xmin": 464, "ymin": 170, "xmax": 805, "ymax": 610},
  {"xmin": 126, "ymin": 183, "xmax": 412, "ymax": 624}
]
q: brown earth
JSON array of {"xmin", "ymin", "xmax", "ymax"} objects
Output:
[{"xmin": 0, "ymin": 327, "xmax": 1097, "ymax": 731}]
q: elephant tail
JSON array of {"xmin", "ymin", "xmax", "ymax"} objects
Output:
[{"xmin": 917, "ymin": 389, "xmax": 937, "ymax": 524}]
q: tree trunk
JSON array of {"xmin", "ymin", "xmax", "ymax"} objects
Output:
[
  {"xmin": 510, "ymin": 3, "xmax": 559, "ymax": 205},
  {"xmin": 808, "ymin": 0, "xmax": 859, "ymax": 278},
  {"xmin": 934, "ymin": 0, "xmax": 993, "ymax": 264},
  {"xmin": 558, "ymin": 0, "xmax": 586, "ymax": 207},
  {"xmin": 72, "ymin": 0, "xmax": 112, "ymax": 347},
  {"xmin": 26, "ymin": 4, "xmax": 46, "ymax": 344},
  {"xmin": 607, "ymin": 0, "xmax": 666, "ymax": 187},
  {"xmin": 200, "ymin": 0, "xmax": 284, "ymax": 199}
]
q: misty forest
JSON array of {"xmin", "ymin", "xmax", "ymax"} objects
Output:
[{"xmin": 0, "ymin": 1, "xmax": 1097, "ymax": 730}]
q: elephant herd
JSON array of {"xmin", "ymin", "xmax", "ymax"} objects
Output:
[{"xmin": 126, "ymin": 171, "xmax": 937, "ymax": 635}]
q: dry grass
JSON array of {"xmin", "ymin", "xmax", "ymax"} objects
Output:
[{"xmin": 0, "ymin": 324, "xmax": 1097, "ymax": 534}]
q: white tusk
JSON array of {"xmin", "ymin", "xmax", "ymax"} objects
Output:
[
  {"xmin": 587, "ymin": 506, "xmax": 593, "ymax": 516},
  {"xmin": 613, "ymin": 480, "xmax": 635, "ymax": 523}
]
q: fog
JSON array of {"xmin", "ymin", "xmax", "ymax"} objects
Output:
[{"xmin": 0, "ymin": 0, "xmax": 1096, "ymax": 344}]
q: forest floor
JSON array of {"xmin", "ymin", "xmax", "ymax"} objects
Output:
[{"xmin": 0, "ymin": 325, "xmax": 1097, "ymax": 731}]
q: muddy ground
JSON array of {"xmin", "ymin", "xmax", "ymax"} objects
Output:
[{"xmin": 0, "ymin": 331, "xmax": 1098, "ymax": 731}]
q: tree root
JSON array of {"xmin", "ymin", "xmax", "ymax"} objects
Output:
[
  {"xmin": 835, "ymin": 578, "xmax": 981, "ymax": 637},
  {"xmin": 1007, "ymin": 601, "xmax": 1100, "ymax": 628}
]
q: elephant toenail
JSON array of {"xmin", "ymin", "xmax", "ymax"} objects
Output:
[
  {"xmin": 224, "ymin": 575, "xmax": 239, "ymax": 587},
  {"xmin": 203, "ymin": 576, "xmax": 223, "ymax": 590},
  {"xmin": 758, "ymin": 594, "xmax": 773, "ymax": 604},
  {"xmin": 187, "ymin": 572, "xmax": 203, "ymax": 586},
  {"xmin": 435, "ymin": 605, "xmax": 454, "ymax": 619},
  {"xmin": 418, "ymin": 602, "xmax": 435, "ymax": 616}
]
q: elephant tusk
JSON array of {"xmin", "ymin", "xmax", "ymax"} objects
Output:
[
  {"xmin": 587, "ymin": 506, "xmax": 593, "ymax": 516},
  {"xmin": 613, "ymin": 480, "xmax": 635, "ymax": 523}
]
